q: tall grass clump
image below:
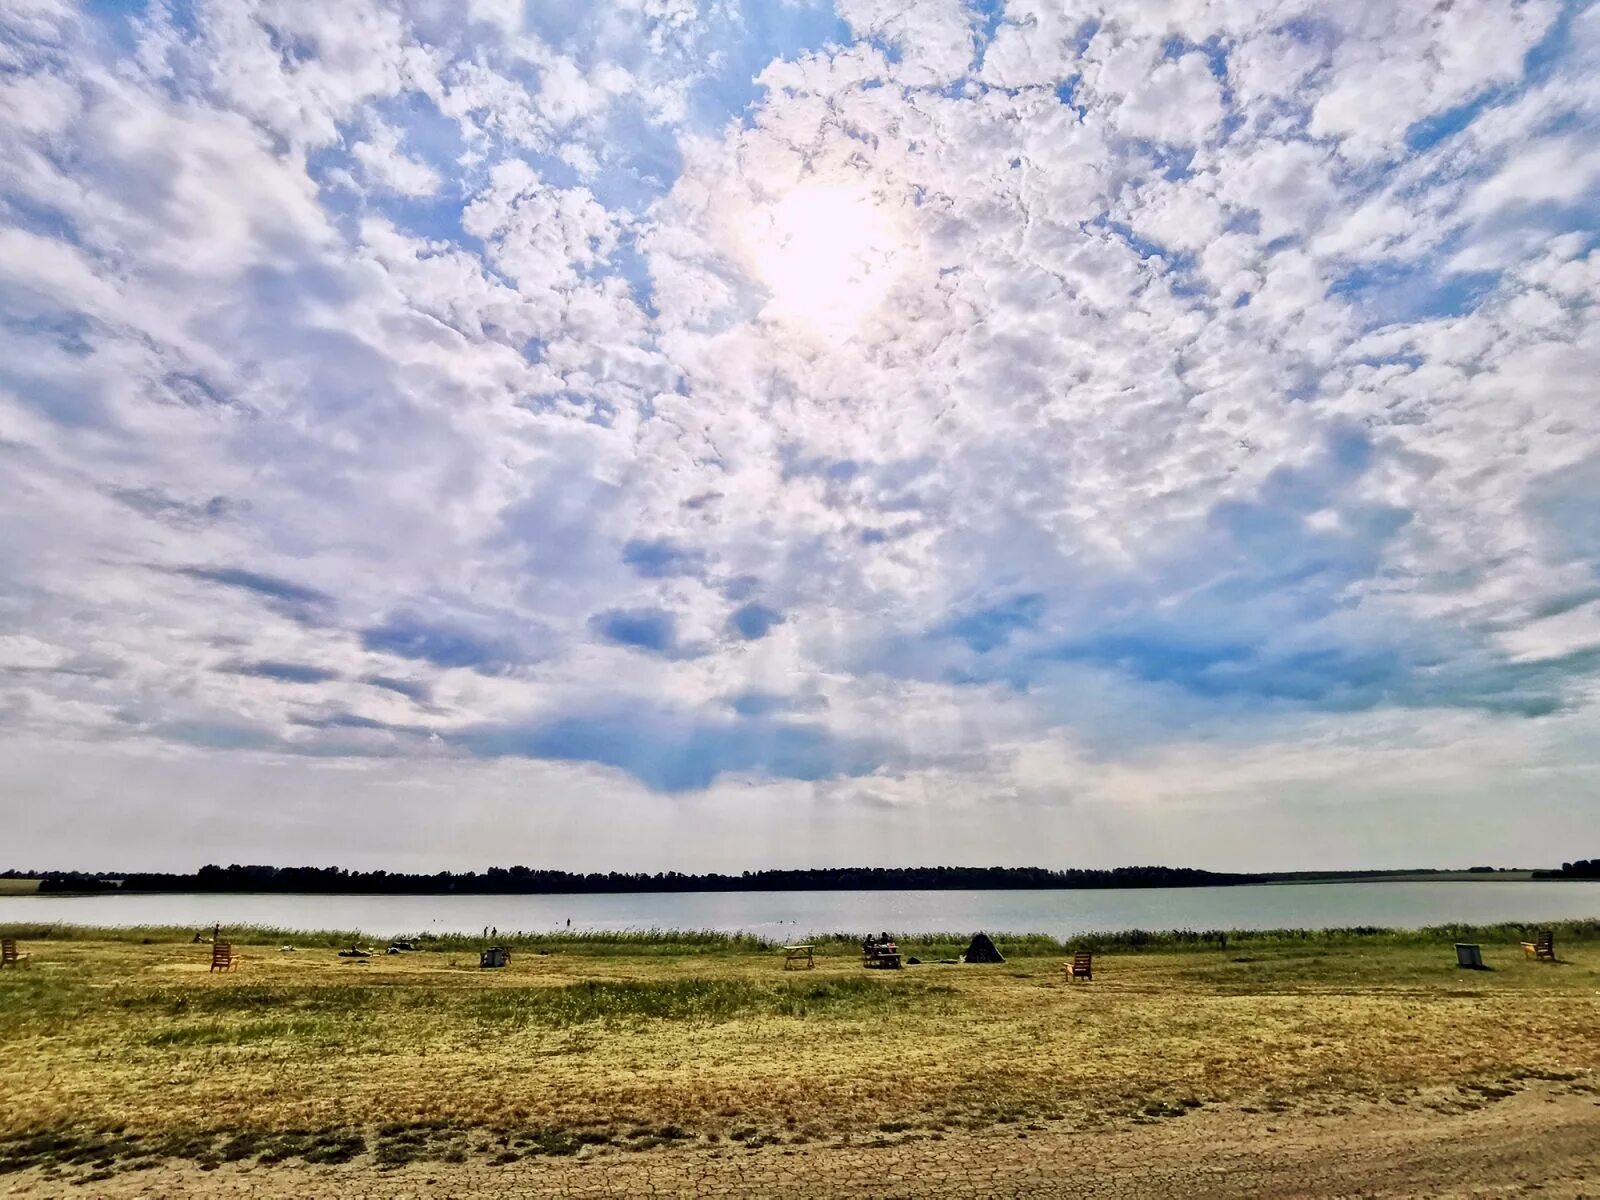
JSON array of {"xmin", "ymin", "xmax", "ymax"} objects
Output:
[
  {"xmin": 0, "ymin": 923, "xmax": 369, "ymax": 948},
  {"xmin": 0, "ymin": 924, "xmax": 778, "ymax": 954},
  {"xmin": 1056, "ymin": 918, "xmax": 1600, "ymax": 954},
  {"xmin": 5, "ymin": 919, "xmax": 1597, "ymax": 956},
  {"xmin": 420, "ymin": 929, "xmax": 776, "ymax": 956}
]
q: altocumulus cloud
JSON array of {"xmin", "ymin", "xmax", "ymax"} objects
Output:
[{"xmin": 1, "ymin": 0, "xmax": 1600, "ymax": 867}]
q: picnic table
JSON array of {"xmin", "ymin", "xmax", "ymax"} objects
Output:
[
  {"xmin": 862, "ymin": 940, "xmax": 901, "ymax": 970},
  {"xmin": 783, "ymin": 944, "xmax": 815, "ymax": 970}
]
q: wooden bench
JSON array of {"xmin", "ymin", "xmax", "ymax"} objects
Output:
[
  {"xmin": 209, "ymin": 942, "xmax": 241, "ymax": 972},
  {"xmin": 1065, "ymin": 952, "xmax": 1093, "ymax": 982},
  {"xmin": 1521, "ymin": 932, "xmax": 1555, "ymax": 962},
  {"xmin": 783, "ymin": 944, "xmax": 815, "ymax": 971},
  {"xmin": 1, "ymin": 938, "xmax": 30, "ymax": 968}
]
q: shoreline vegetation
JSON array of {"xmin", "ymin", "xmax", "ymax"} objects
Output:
[
  {"xmin": 1, "ymin": 920, "xmax": 1597, "ymax": 1189},
  {"xmin": 4, "ymin": 918, "xmax": 1600, "ymax": 953},
  {"xmin": 3, "ymin": 859, "xmax": 1596, "ymax": 896}
]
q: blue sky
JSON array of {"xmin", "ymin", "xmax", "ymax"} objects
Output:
[{"xmin": 1, "ymin": 0, "xmax": 1598, "ymax": 872}]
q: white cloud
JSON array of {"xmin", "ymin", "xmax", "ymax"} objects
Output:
[
  {"xmin": 0, "ymin": 0, "xmax": 1598, "ymax": 870},
  {"xmin": 1308, "ymin": 0, "xmax": 1559, "ymax": 161},
  {"xmin": 351, "ymin": 123, "xmax": 441, "ymax": 196},
  {"xmin": 838, "ymin": 0, "xmax": 975, "ymax": 87},
  {"xmin": 1102, "ymin": 49, "xmax": 1225, "ymax": 146}
]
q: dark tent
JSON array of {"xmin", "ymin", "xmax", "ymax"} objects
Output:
[{"xmin": 961, "ymin": 932, "xmax": 1005, "ymax": 964}]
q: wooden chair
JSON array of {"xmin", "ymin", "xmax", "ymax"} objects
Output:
[
  {"xmin": 1066, "ymin": 952, "xmax": 1093, "ymax": 982},
  {"xmin": 1, "ymin": 938, "xmax": 30, "ymax": 968},
  {"xmin": 1520, "ymin": 931, "xmax": 1555, "ymax": 962},
  {"xmin": 209, "ymin": 942, "xmax": 241, "ymax": 972}
]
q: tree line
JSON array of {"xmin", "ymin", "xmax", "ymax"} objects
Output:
[
  {"xmin": 10, "ymin": 863, "xmax": 1266, "ymax": 894},
  {"xmin": 8, "ymin": 861, "xmax": 1581, "ymax": 893},
  {"xmin": 1534, "ymin": 859, "xmax": 1600, "ymax": 879}
]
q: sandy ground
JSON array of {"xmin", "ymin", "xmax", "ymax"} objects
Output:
[{"xmin": 6, "ymin": 1078, "xmax": 1597, "ymax": 1199}]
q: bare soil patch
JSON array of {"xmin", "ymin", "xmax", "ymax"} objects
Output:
[{"xmin": 4, "ymin": 1077, "xmax": 1597, "ymax": 1198}]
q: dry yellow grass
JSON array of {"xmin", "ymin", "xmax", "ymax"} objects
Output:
[{"xmin": 3, "ymin": 932, "xmax": 1598, "ymax": 1163}]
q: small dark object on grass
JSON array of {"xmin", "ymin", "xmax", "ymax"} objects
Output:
[
  {"xmin": 961, "ymin": 932, "xmax": 1005, "ymax": 964},
  {"xmin": 905, "ymin": 956, "xmax": 921, "ymax": 965}
]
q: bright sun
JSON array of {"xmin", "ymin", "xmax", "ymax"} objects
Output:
[{"xmin": 744, "ymin": 183, "xmax": 902, "ymax": 338}]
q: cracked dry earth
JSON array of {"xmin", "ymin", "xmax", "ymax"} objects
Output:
[{"xmin": 7, "ymin": 1080, "xmax": 1598, "ymax": 1199}]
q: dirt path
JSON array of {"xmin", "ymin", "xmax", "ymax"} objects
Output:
[{"xmin": 7, "ymin": 1080, "xmax": 1598, "ymax": 1199}]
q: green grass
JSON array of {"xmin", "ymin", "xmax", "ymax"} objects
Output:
[
  {"xmin": 0, "ymin": 969, "xmax": 951, "ymax": 1061},
  {"xmin": 114, "ymin": 977, "xmax": 950, "ymax": 1038},
  {"xmin": 145, "ymin": 1018, "xmax": 345, "ymax": 1048},
  {"xmin": 117, "ymin": 982, "xmax": 379, "ymax": 1014}
]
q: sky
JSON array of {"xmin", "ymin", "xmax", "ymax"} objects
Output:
[{"xmin": 1, "ymin": 0, "xmax": 1598, "ymax": 874}]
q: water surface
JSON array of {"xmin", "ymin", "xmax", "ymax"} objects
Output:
[{"xmin": 3, "ymin": 881, "xmax": 1597, "ymax": 940}]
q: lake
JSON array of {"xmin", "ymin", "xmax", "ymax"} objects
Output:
[{"xmin": 2, "ymin": 881, "xmax": 1597, "ymax": 940}]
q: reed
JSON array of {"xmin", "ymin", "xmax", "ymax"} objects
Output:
[{"xmin": 8, "ymin": 918, "xmax": 1596, "ymax": 956}]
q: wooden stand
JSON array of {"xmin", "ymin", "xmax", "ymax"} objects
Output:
[{"xmin": 1520, "ymin": 932, "xmax": 1555, "ymax": 961}]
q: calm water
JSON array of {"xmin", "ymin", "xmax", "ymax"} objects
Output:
[{"xmin": 2, "ymin": 881, "xmax": 1597, "ymax": 940}]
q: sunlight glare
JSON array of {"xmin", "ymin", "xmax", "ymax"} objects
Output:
[{"xmin": 745, "ymin": 183, "xmax": 902, "ymax": 338}]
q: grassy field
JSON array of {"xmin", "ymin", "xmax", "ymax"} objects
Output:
[
  {"xmin": 0, "ymin": 879, "xmax": 40, "ymax": 895},
  {"xmin": 2, "ymin": 922, "xmax": 1598, "ymax": 1183}
]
